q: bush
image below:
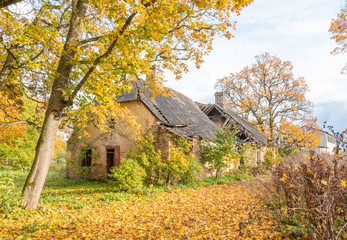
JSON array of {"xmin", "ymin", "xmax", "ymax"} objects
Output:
[
  {"xmin": 200, "ymin": 128, "xmax": 240, "ymax": 177},
  {"xmin": 127, "ymin": 134, "xmax": 164, "ymax": 185},
  {"xmin": 109, "ymin": 159, "xmax": 146, "ymax": 191},
  {"xmin": 127, "ymin": 134, "xmax": 203, "ymax": 186},
  {"xmin": 267, "ymin": 152, "xmax": 347, "ymax": 239},
  {"xmin": 165, "ymin": 138, "xmax": 203, "ymax": 184},
  {"xmin": 264, "ymin": 148, "xmax": 282, "ymax": 166},
  {"xmin": 180, "ymin": 156, "xmax": 204, "ymax": 183}
]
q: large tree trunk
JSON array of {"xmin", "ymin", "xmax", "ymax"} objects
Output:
[
  {"xmin": 0, "ymin": 53, "xmax": 15, "ymax": 90},
  {"xmin": 22, "ymin": 0, "xmax": 88, "ymax": 209},
  {"xmin": 22, "ymin": 109, "xmax": 61, "ymax": 208}
]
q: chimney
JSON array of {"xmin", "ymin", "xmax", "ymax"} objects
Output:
[
  {"xmin": 215, "ymin": 91, "xmax": 226, "ymax": 109},
  {"xmin": 147, "ymin": 64, "xmax": 164, "ymax": 81}
]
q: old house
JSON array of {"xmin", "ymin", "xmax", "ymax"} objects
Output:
[
  {"xmin": 198, "ymin": 92, "xmax": 268, "ymax": 164},
  {"xmin": 312, "ymin": 130, "xmax": 337, "ymax": 155},
  {"xmin": 67, "ymin": 67, "xmax": 267, "ymax": 180},
  {"xmin": 67, "ymin": 67, "xmax": 218, "ymax": 180}
]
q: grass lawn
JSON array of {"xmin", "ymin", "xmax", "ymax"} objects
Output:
[{"xmin": 0, "ymin": 163, "xmax": 282, "ymax": 239}]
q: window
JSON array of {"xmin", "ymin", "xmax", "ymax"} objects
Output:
[
  {"xmin": 327, "ymin": 135, "xmax": 336, "ymax": 144},
  {"xmin": 81, "ymin": 149, "xmax": 92, "ymax": 167}
]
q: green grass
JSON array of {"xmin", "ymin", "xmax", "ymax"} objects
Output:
[{"xmin": 0, "ymin": 162, "xmax": 255, "ymax": 214}]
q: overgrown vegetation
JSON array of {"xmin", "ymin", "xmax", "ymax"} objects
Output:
[
  {"xmin": 265, "ymin": 128, "xmax": 347, "ymax": 239},
  {"xmin": 109, "ymin": 129, "xmax": 255, "ymax": 191},
  {"xmin": 109, "ymin": 159, "xmax": 146, "ymax": 191},
  {"xmin": 110, "ymin": 134, "xmax": 203, "ymax": 189},
  {"xmin": 200, "ymin": 128, "xmax": 240, "ymax": 177}
]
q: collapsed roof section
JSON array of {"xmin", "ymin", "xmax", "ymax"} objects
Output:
[
  {"xmin": 116, "ymin": 81, "xmax": 218, "ymax": 141},
  {"xmin": 116, "ymin": 81, "xmax": 267, "ymax": 145},
  {"xmin": 199, "ymin": 103, "xmax": 268, "ymax": 145}
]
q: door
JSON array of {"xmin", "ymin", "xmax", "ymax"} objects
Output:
[
  {"xmin": 106, "ymin": 148, "xmax": 114, "ymax": 175},
  {"xmin": 106, "ymin": 146, "xmax": 120, "ymax": 175}
]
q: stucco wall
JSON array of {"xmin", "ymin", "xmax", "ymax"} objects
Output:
[
  {"xmin": 67, "ymin": 100, "xmax": 158, "ymax": 180},
  {"xmin": 84, "ymin": 100, "xmax": 157, "ymax": 144},
  {"xmin": 121, "ymin": 101, "xmax": 157, "ymax": 131}
]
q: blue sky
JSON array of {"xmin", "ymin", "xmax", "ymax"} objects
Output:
[{"xmin": 165, "ymin": 0, "xmax": 347, "ymax": 132}]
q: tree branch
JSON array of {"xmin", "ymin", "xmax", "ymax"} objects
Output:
[
  {"xmin": 79, "ymin": 36, "xmax": 102, "ymax": 44},
  {"xmin": 0, "ymin": 120, "xmax": 26, "ymax": 126},
  {"xmin": 0, "ymin": 0, "xmax": 22, "ymax": 8},
  {"xmin": 69, "ymin": 11, "xmax": 138, "ymax": 103}
]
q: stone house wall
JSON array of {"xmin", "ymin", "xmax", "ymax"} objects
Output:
[
  {"xmin": 66, "ymin": 100, "xmax": 201, "ymax": 180},
  {"xmin": 241, "ymin": 145, "xmax": 267, "ymax": 166},
  {"xmin": 67, "ymin": 100, "xmax": 157, "ymax": 180}
]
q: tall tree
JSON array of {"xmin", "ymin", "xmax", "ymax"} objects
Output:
[
  {"xmin": 278, "ymin": 118, "xmax": 320, "ymax": 154},
  {"xmin": 1, "ymin": 0, "xmax": 254, "ymax": 208},
  {"xmin": 329, "ymin": 5, "xmax": 346, "ymax": 73},
  {"xmin": 216, "ymin": 52, "xmax": 314, "ymax": 146}
]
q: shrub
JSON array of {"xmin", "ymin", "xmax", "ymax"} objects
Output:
[
  {"xmin": 200, "ymin": 128, "xmax": 240, "ymax": 177},
  {"xmin": 264, "ymin": 148, "xmax": 282, "ymax": 166},
  {"xmin": 164, "ymin": 144, "xmax": 190, "ymax": 184},
  {"xmin": 165, "ymin": 138, "xmax": 203, "ymax": 184},
  {"xmin": 267, "ymin": 152, "xmax": 347, "ymax": 239},
  {"xmin": 180, "ymin": 156, "xmax": 204, "ymax": 183},
  {"xmin": 109, "ymin": 159, "xmax": 146, "ymax": 191},
  {"xmin": 127, "ymin": 134, "xmax": 202, "ymax": 186},
  {"xmin": 127, "ymin": 134, "xmax": 164, "ymax": 185}
]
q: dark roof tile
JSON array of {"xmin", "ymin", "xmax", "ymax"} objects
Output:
[{"xmin": 116, "ymin": 82, "xmax": 218, "ymax": 140}]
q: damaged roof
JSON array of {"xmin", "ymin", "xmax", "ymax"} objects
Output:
[
  {"xmin": 199, "ymin": 104, "xmax": 268, "ymax": 145},
  {"xmin": 116, "ymin": 81, "xmax": 218, "ymax": 140}
]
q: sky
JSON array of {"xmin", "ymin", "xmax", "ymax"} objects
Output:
[{"xmin": 164, "ymin": 0, "xmax": 347, "ymax": 132}]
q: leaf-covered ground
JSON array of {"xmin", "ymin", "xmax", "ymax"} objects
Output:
[{"xmin": 1, "ymin": 178, "xmax": 283, "ymax": 239}]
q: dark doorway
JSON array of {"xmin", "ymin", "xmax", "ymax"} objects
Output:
[
  {"xmin": 106, "ymin": 146, "xmax": 120, "ymax": 175},
  {"xmin": 106, "ymin": 148, "xmax": 115, "ymax": 175}
]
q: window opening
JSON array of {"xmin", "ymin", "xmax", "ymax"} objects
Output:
[{"xmin": 81, "ymin": 149, "xmax": 92, "ymax": 167}]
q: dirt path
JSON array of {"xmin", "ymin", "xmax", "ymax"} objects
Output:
[{"xmin": 1, "ymin": 178, "xmax": 282, "ymax": 239}]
